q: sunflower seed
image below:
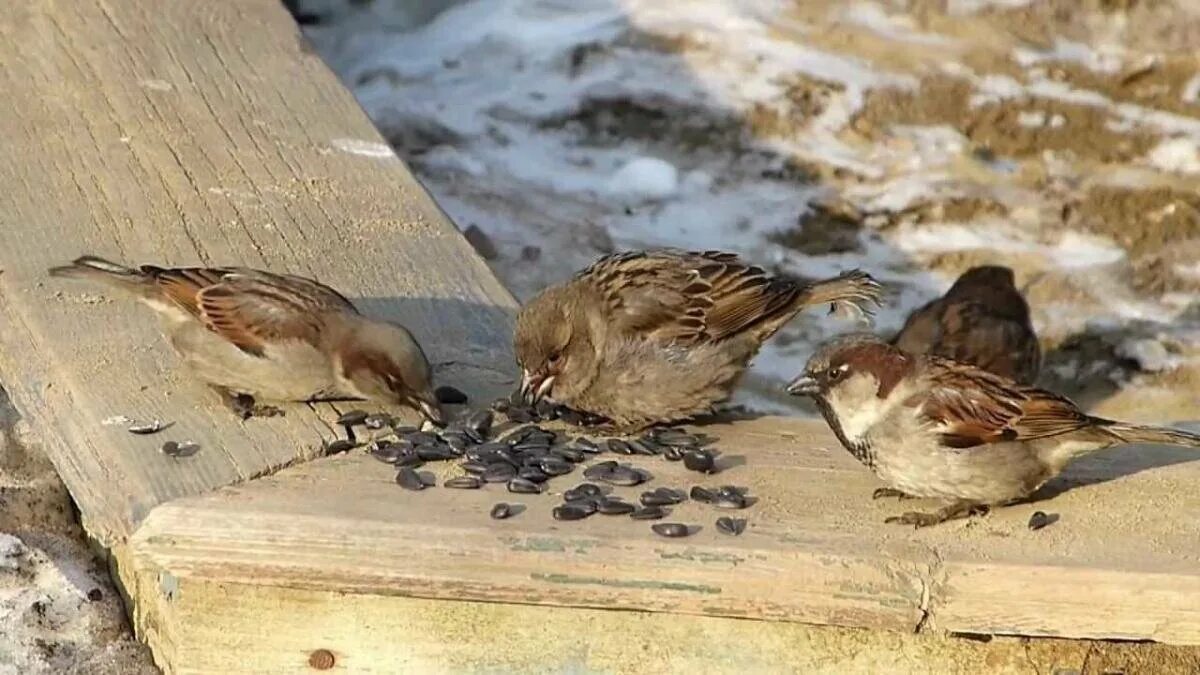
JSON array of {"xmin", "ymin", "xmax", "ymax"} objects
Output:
[
  {"xmin": 461, "ymin": 460, "xmax": 489, "ymax": 475},
  {"xmin": 435, "ymin": 386, "xmax": 469, "ymax": 405},
  {"xmin": 713, "ymin": 494, "xmax": 749, "ymax": 509},
  {"xmin": 335, "ymin": 410, "xmax": 369, "ymax": 427},
  {"xmin": 552, "ymin": 505, "xmax": 592, "ymax": 521},
  {"xmin": 534, "ymin": 399, "xmax": 559, "ymax": 420},
  {"xmin": 507, "ymin": 406, "xmax": 536, "ymax": 423},
  {"xmin": 650, "ymin": 428, "xmax": 701, "ymax": 447},
  {"xmin": 403, "ymin": 431, "xmax": 439, "ymax": 445},
  {"xmin": 557, "ymin": 408, "xmax": 586, "ymax": 425},
  {"xmin": 628, "ymin": 439, "xmax": 660, "ymax": 455},
  {"xmin": 689, "ymin": 486, "xmax": 715, "ymax": 503},
  {"xmin": 445, "ymin": 476, "xmax": 482, "ymax": 489},
  {"xmin": 393, "ymin": 425, "xmax": 419, "ymax": 436},
  {"xmin": 583, "ymin": 461, "xmax": 618, "ymax": 480},
  {"xmin": 1028, "ymin": 511, "xmax": 1057, "ymax": 531},
  {"xmin": 600, "ymin": 465, "xmax": 649, "ymax": 487},
  {"xmin": 564, "ymin": 483, "xmax": 604, "ymax": 501},
  {"xmin": 651, "ymin": 523, "xmax": 692, "ymax": 538},
  {"xmin": 490, "ymin": 502, "xmax": 515, "ymax": 520},
  {"xmin": 417, "ymin": 445, "xmax": 458, "ymax": 461},
  {"xmin": 324, "ymin": 439, "xmax": 356, "ymax": 455},
  {"xmin": 663, "ymin": 447, "xmax": 685, "ymax": 462},
  {"xmin": 716, "ymin": 517, "xmax": 746, "ymax": 536},
  {"xmin": 630, "ymin": 506, "xmax": 668, "ymax": 520},
  {"xmin": 129, "ymin": 420, "xmax": 171, "ymax": 435},
  {"xmin": 683, "ymin": 449, "xmax": 716, "ymax": 473},
  {"xmin": 539, "ymin": 458, "xmax": 574, "ymax": 477},
  {"xmin": 551, "ymin": 446, "xmax": 586, "ymax": 463},
  {"xmin": 364, "ymin": 413, "xmax": 393, "ymax": 430},
  {"xmin": 396, "ymin": 468, "xmax": 427, "ymax": 491},
  {"xmin": 394, "ymin": 453, "xmax": 424, "ymax": 469},
  {"xmin": 463, "ymin": 410, "xmax": 494, "ymax": 436},
  {"xmin": 606, "ymin": 439, "xmax": 635, "ymax": 455},
  {"xmin": 159, "ymin": 440, "xmax": 199, "ymax": 458},
  {"xmin": 517, "ymin": 466, "xmax": 549, "ymax": 483},
  {"xmin": 368, "ymin": 441, "xmax": 406, "ymax": 464},
  {"xmin": 596, "ymin": 498, "xmax": 636, "ymax": 515},
  {"xmin": 572, "ymin": 438, "xmax": 601, "ymax": 454},
  {"xmin": 507, "ymin": 477, "xmax": 544, "ymax": 494},
  {"xmin": 483, "ymin": 463, "xmax": 517, "ymax": 483},
  {"xmin": 640, "ymin": 487, "xmax": 686, "ymax": 506}
]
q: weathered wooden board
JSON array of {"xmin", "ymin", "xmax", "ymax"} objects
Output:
[
  {"xmin": 0, "ymin": 0, "xmax": 517, "ymax": 544},
  {"xmin": 130, "ymin": 416, "xmax": 1200, "ymax": 658}
]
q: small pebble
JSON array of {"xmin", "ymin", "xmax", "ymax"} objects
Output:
[
  {"xmin": 651, "ymin": 522, "xmax": 693, "ymax": 538},
  {"xmin": 435, "ymin": 386, "xmax": 469, "ymax": 405},
  {"xmin": 716, "ymin": 517, "xmax": 746, "ymax": 536}
]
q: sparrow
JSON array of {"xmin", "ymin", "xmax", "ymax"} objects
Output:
[
  {"xmin": 892, "ymin": 265, "xmax": 1040, "ymax": 384},
  {"xmin": 48, "ymin": 255, "xmax": 443, "ymax": 423},
  {"xmin": 786, "ymin": 333, "xmax": 1200, "ymax": 527},
  {"xmin": 513, "ymin": 248, "xmax": 882, "ymax": 430}
]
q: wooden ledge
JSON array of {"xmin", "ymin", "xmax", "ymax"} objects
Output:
[{"xmin": 127, "ymin": 416, "xmax": 1200, "ymax": 657}]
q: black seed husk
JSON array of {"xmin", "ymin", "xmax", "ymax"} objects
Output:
[
  {"xmin": 335, "ymin": 410, "xmax": 369, "ymax": 427},
  {"xmin": 464, "ymin": 409, "xmax": 494, "ymax": 436},
  {"xmin": 651, "ymin": 523, "xmax": 692, "ymax": 538},
  {"xmin": 490, "ymin": 503, "xmax": 514, "ymax": 519},
  {"xmin": 683, "ymin": 449, "xmax": 716, "ymax": 473},
  {"xmin": 564, "ymin": 483, "xmax": 603, "ymax": 501},
  {"xmin": 396, "ymin": 468, "xmax": 426, "ymax": 491},
  {"xmin": 716, "ymin": 517, "xmax": 746, "ymax": 536},
  {"xmin": 482, "ymin": 463, "xmax": 518, "ymax": 483},
  {"xmin": 445, "ymin": 476, "xmax": 482, "ymax": 489},
  {"xmin": 630, "ymin": 506, "xmax": 668, "ymax": 520},
  {"xmin": 364, "ymin": 413, "xmax": 392, "ymax": 430},
  {"xmin": 129, "ymin": 420, "xmax": 169, "ymax": 435},
  {"xmin": 507, "ymin": 477, "xmax": 544, "ymax": 494},
  {"xmin": 324, "ymin": 439, "xmax": 356, "ymax": 455},
  {"xmin": 689, "ymin": 486, "xmax": 715, "ymax": 503},
  {"xmin": 1028, "ymin": 511, "xmax": 1056, "ymax": 531},
  {"xmin": 160, "ymin": 440, "xmax": 199, "ymax": 458},
  {"xmin": 582, "ymin": 461, "xmax": 618, "ymax": 480},
  {"xmin": 552, "ymin": 505, "xmax": 592, "ymax": 521},
  {"xmin": 517, "ymin": 466, "xmax": 549, "ymax": 483},
  {"xmin": 596, "ymin": 498, "xmax": 636, "ymax": 515}
]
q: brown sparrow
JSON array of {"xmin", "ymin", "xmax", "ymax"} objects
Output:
[
  {"xmin": 787, "ymin": 333, "xmax": 1200, "ymax": 527},
  {"xmin": 892, "ymin": 265, "xmax": 1040, "ymax": 384},
  {"xmin": 513, "ymin": 248, "xmax": 882, "ymax": 429},
  {"xmin": 49, "ymin": 255, "xmax": 443, "ymax": 423}
]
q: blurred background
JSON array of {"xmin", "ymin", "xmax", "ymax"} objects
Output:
[{"xmin": 287, "ymin": 0, "xmax": 1200, "ymax": 422}]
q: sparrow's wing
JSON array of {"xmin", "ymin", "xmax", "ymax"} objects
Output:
[
  {"xmin": 929, "ymin": 300, "xmax": 1041, "ymax": 384},
  {"xmin": 891, "ymin": 297, "xmax": 944, "ymax": 353},
  {"xmin": 142, "ymin": 266, "xmax": 356, "ymax": 357},
  {"xmin": 580, "ymin": 249, "xmax": 803, "ymax": 344},
  {"xmin": 916, "ymin": 357, "xmax": 1090, "ymax": 449}
]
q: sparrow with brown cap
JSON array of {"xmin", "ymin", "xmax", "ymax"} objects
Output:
[{"xmin": 49, "ymin": 255, "xmax": 443, "ymax": 423}]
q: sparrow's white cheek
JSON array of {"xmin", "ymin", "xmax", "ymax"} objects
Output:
[{"xmin": 825, "ymin": 374, "xmax": 887, "ymax": 442}]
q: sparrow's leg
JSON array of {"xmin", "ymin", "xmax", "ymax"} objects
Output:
[
  {"xmin": 884, "ymin": 500, "xmax": 987, "ymax": 528},
  {"xmin": 872, "ymin": 487, "xmax": 917, "ymax": 500},
  {"xmin": 211, "ymin": 386, "xmax": 284, "ymax": 419}
]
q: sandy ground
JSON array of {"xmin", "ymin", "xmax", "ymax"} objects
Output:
[{"xmin": 3, "ymin": 0, "xmax": 1200, "ymax": 671}]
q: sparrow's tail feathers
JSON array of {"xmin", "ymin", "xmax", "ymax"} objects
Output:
[
  {"xmin": 48, "ymin": 255, "xmax": 149, "ymax": 291},
  {"xmin": 1095, "ymin": 420, "xmax": 1200, "ymax": 448},
  {"xmin": 800, "ymin": 270, "xmax": 884, "ymax": 322}
]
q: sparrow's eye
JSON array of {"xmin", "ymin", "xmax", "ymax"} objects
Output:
[
  {"xmin": 548, "ymin": 351, "xmax": 561, "ymax": 365},
  {"xmin": 827, "ymin": 364, "xmax": 848, "ymax": 381}
]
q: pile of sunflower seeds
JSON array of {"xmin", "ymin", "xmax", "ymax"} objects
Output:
[{"xmin": 330, "ymin": 397, "xmax": 754, "ymax": 538}]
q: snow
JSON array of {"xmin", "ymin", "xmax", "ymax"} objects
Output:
[
  {"xmin": 606, "ymin": 156, "xmax": 679, "ymax": 200},
  {"xmin": 1146, "ymin": 137, "xmax": 1200, "ymax": 175},
  {"xmin": 1013, "ymin": 38, "xmax": 1125, "ymax": 74}
]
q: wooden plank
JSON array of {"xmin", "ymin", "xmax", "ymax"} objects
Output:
[
  {"xmin": 129, "ymin": 416, "xmax": 1200, "ymax": 653},
  {"xmin": 113, "ymin": 570, "xmax": 1200, "ymax": 675},
  {"xmin": 0, "ymin": 0, "xmax": 517, "ymax": 545}
]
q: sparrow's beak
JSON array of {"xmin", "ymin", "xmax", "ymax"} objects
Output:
[
  {"xmin": 416, "ymin": 396, "xmax": 445, "ymax": 426},
  {"xmin": 786, "ymin": 374, "xmax": 819, "ymax": 396},
  {"xmin": 519, "ymin": 369, "xmax": 555, "ymax": 405}
]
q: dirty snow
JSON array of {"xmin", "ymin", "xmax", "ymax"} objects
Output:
[{"xmin": 299, "ymin": 0, "xmax": 1200, "ymax": 415}]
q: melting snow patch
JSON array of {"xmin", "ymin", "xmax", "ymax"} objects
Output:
[
  {"xmin": 606, "ymin": 156, "xmax": 679, "ymax": 201},
  {"xmin": 1147, "ymin": 137, "xmax": 1200, "ymax": 175}
]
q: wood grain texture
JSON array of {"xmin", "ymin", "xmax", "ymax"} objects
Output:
[
  {"xmin": 0, "ymin": 0, "xmax": 517, "ymax": 544},
  {"xmin": 131, "ymin": 416, "xmax": 1200, "ymax": 651}
]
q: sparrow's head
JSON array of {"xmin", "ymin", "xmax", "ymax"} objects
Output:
[
  {"xmin": 338, "ymin": 321, "xmax": 443, "ymax": 424},
  {"xmin": 513, "ymin": 284, "xmax": 597, "ymax": 405},
  {"xmin": 948, "ymin": 265, "xmax": 1015, "ymax": 294},
  {"xmin": 786, "ymin": 333, "xmax": 914, "ymax": 406}
]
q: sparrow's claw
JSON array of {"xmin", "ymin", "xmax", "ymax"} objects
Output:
[
  {"xmin": 884, "ymin": 501, "xmax": 985, "ymax": 528},
  {"xmin": 872, "ymin": 487, "xmax": 915, "ymax": 501},
  {"xmin": 215, "ymin": 387, "xmax": 284, "ymax": 420}
]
